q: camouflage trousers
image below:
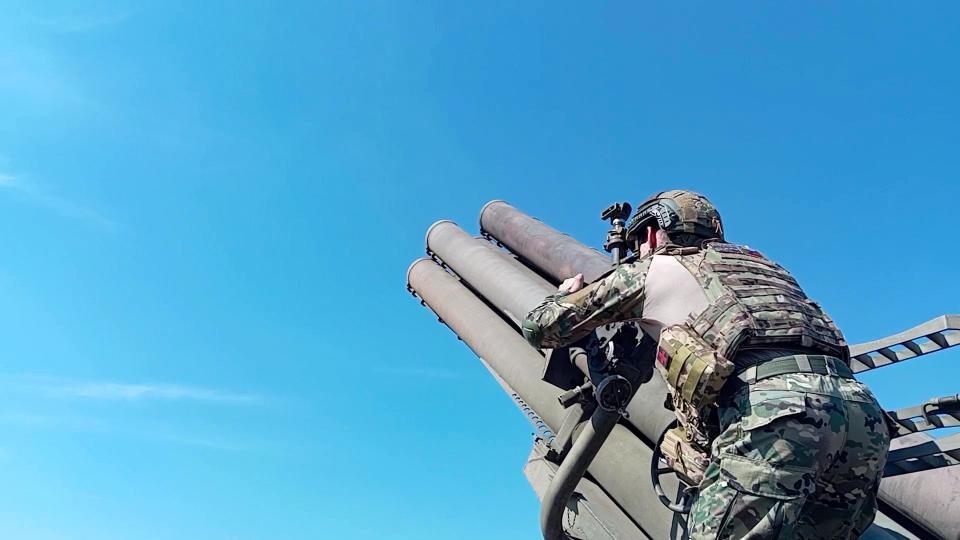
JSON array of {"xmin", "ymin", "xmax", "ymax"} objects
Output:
[{"xmin": 688, "ymin": 370, "xmax": 891, "ymax": 540}]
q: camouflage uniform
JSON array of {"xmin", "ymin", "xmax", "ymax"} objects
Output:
[
  {"xmin": 690, "ymin": 371, "xmax": 889, "ymax": 539},
  {"xmin": 524, "ymin": 242, "xmax": 890, "ymax": 540}
]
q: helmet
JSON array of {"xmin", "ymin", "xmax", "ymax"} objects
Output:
[{"xmin": 626, "ymin": 190, "xmax": 724, "ymax": 243}]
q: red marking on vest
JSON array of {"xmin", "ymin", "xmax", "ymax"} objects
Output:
[{"xmin": 657, "ymin": 350, "xmax": 669, "ymax": 366}]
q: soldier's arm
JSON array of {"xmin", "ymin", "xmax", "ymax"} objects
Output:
[{"xmin": 522, "ymin": 259, "xmax": 652, "ymax": 348}]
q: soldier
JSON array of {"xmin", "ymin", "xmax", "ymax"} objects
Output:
[{"xmin": 522, "ymin": 190, "xmax": 891, "ymax": 540}]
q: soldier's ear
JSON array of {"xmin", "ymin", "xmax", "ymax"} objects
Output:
[{"xmin": 647, "ymin": 226, "xmax": 657, "ymax": 251}]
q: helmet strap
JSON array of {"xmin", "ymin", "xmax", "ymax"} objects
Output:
[{"xmin": 712, "ymin": 217, "xmax": 723, "ymax": 238}]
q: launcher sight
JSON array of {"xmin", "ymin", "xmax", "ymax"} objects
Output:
[{"xmin": 601, "ymin": 202, "xmax": 632, "ymax": 265}]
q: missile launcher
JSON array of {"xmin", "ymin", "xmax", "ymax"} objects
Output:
[{"xmin": 407, "ymin": 201, "xmax": 959, "ymax": 540}]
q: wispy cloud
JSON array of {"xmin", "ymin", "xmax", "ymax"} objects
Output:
[
  {"xmin": 6, "ymin": 375, "xmax": 261, "ymax": 405},
  {"xmin": 24, "ymin": 8, "xmax": 135, "ymax": 33},
  {"xmin": 0, "ymin": 376, "xmax": 271, "ymax": 453},
  {"xmin": 0, "ymin": 174, "xmax": 118, "ymax": 230},
  {"xmin": 54, "ymin": 382, "xmax": 260, "ymax": 404},
  {"xmin": 0, "ymin": 410, "xmax": 274, "ymax": 453},
  {"xmin": 15, "ymin": 376, "xmax": 261, "ymax": 405}
]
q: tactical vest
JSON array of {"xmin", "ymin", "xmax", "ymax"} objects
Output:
[{"xmin": 669, "ymin": 242, "xmax": 849, "ymax": 367}]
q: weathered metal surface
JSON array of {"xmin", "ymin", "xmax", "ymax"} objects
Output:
[
  {"xmin": 480, "ymin": 200, "xmax": 613, "ymax": 283},
  {"xmin": 426, "ymin": 220, "xmax": 555, "ymax": 324},
  {"xmin": 541, "ymin": 407, "xmax": 622, "ymax": 540},
  {"xmin": 477, "ymin": 356, "xmax": 556, "ymax": 443},
  {"xmin": 849, "ymin": 314, "xmax": 960, "ymax": 373},
  {"xmin": 479, "ymin": 209, "xmax": 677, "ymax": 444},
  {"xmin": 407, "ymin": 258, "xmax": 687, "ymax": 539},
  {"xmin": 888, "ymin": 398, "xmax": 960, "ymax": 436},
  {"xmin": 407, "ymin": 258, "xmax": 564, "ymax": 429},
  {"xmin": 884, "ymin": 433, "xmax": 960, "ymax": 477},
  {"xmin": 865, "ymin": 514, "xmax": 926, "ymax": 540},
  {"xmin": 880, "ymin": 433, "xmax": 960, "ymax": 540},
  {"xmin": 525, "ymin": 442, "xmax": 652, "ymax": 540},
  {"xmin": 428, "ymin": 219, "xmax": 677, "ymax": 446}
]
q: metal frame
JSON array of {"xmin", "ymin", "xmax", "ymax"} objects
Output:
[
  {"xmin": 883, "ymin": 434, "xmax": 960, "ymax": 477},
  {"xmin": 848, "ymin": 314, "xmax": 960, "ymax": 373},
  {"xmin": 887, "ymin": 398, "xmax": 960, "ymax": 437}
]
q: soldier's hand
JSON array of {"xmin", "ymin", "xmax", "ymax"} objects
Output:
[{"xmin": 558, "ymin": 274, "xmax": 584, "ymax": 294}]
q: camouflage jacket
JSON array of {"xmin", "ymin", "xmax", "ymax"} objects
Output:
[
  {"xmin": 522, "ymin": 258, "xmax": 654, "ymax": 349},
  {"xmin": 523, "ymin": 242, "xmax": 847, "ymax": 364}
]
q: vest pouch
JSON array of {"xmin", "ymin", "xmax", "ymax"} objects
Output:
[
  {"xmin": 671, "ymin": 397, "xmax": 714, "ymax": 448},
  {"xmin": 660, "ymin": 425, "xmax": 711, "ymax": 486},
  {"xmin": 656, "ymin": 324, "xmax": 736, "ymax": 410}
]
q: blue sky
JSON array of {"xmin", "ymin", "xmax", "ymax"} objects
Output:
[{"xmin": 0, "ymin": 2, "xmax": 958, "ymax": 539}]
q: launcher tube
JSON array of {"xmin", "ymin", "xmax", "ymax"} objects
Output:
[
  {"xmin": 432, "ymin": 220, "xmax": 678, "ymax": 445},
  {"xmin": 426, "ymin": 220, "xmax": 555, "ymax": 324},
  {"xmin": 479, "ymin": 205, "xmax": 676, "ymax": 442},
  {"xmin": 480, "ymin": 200, "xmax": 613, "ymax": 283},
  {"xmin": 407, "ymin": 258, "xmax": 684, "ymax": 538}
]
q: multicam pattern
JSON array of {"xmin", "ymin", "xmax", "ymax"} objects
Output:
[
  {"xmin": 523, "ymin": 242, "xmax": 847, "ymax": 366},
  {"xmin": 523, "ymin": 239, "xmax": 890, "ymax": 539},
  {"xmin": 675, "ymin": 242, "xmax": 849, "ymax": 366},
  {"xmin": 661, "ymin": 425, "xmax": 712, "ymax": 486},
  {"xmin": 657, "ymin": 325, "xmax": 736, "ymax": 410},
  {"xmin": 629, "ymin": 189, "xmax": 725, "ymax": 241},
  {"xmin": 688, "ymin": 371, "xmax": 890, "ymax": 540},
  {"xmin": 671, "ymin": 395, "xmax": 715, "ymax": 450},
  {"xmin": 523, "ymin": 257, "xmax": 652, "ymax": 349},
  {"xmin": 657, "ymin": 325, "xmax": 736, "ymax": 462}
]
